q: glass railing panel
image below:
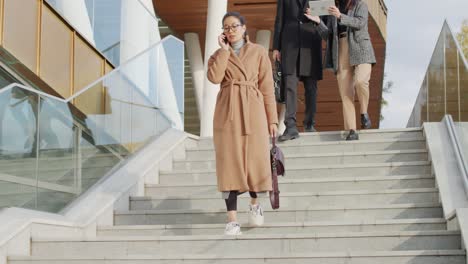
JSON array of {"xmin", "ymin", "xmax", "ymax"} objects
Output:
[
  {"xmin": 0, "ymin": 182, "xmax": 36, "ymax": 209},
  {"xmin": 74, "ymin": 78, "xmax": 130, "ymax": 155},
  {"xmin": 36, "ymin": 96, "xmax": 78, "ymax": 212},
  {"xmin": 71, "ymin": 36, "xmax": 184, "ymax": 154},
  {"xmin": 0, "ymin": 88, "xmax": 42, "ymax": 209},
  {"xmin": 0, "ymin": 87, "xmax": 39, "ymax": 208},
  {"xmin": 22, "ymin": 187, "xmax": 76, "ymax": 212},
  {"xmin": 407, "ymin": 75, "xmax": 428, "ymax": 127},
  {"xmin": 130, "ymin": 85, "xmax": 158, "ymax": 151},
  {"xmin": 0, "ymin": 36, "xmax": 184, "ymax": 213},
  {"xmin": 0, "ymin": 87, "xmax": 40, "ymax": 176},
  {"xmin": 0, "ymin": 85, "xmax": 126, "ymax": 213}
]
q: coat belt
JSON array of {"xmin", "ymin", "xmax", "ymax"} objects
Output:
[{"xmin": 222, "ymin": 80, "xmax": 258, "ymax": 135}]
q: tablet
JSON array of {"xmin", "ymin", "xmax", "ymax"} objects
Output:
[{"xmin": 308, "ymin": 0, "xmax": 335, "ymax": 16}]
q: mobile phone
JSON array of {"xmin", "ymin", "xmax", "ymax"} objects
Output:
[{"xmin": 222, "ymin": 33, "xmax": 229, "ymax": 44}]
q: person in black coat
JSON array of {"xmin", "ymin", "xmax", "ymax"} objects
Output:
[{"xmin": 273, "ymin": 0, "xmax": 323, "ymax": 141}]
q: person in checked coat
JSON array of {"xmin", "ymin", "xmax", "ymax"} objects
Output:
[
  {"xmin": 306, "ymin": 0, "xmax": 376, "ymax": 140},
  {"xmin": 207, "ymin": 12, "xmax": 279, "ymax": 235}
]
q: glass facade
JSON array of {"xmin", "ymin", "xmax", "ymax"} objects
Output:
[
  {"xmin": 46, "ymin": 0, "xmax": 160, "ymax": 67},
  {"xmin": 0, "ymin": 0, "xmax": 113, "ymax": 99},
  {"xmin": 408, "ymin": 21, "xmax": 468, "ymax": 126}
]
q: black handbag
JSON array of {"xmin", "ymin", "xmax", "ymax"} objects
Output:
[
  {"xmin": 270, "ymin": 137, "xmax": 285, "ymax": 210},
  {"xmin": 273, "ymin": 60, "xmax": 286, "ymax": 104}
]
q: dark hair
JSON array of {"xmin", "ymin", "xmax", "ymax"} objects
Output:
[
  {"xmin": 336, "ymin": 0, "xmax": 358, "ymax": 11},
  {"xmin": 346, "ymin": 0, "xmax": 358, "ymax": 10},
  {"xmin": 222, "ymin": 11, "xmax": 249, "ymax": 41},
  {"xmin": 222, "ymin": 11, "xmax": 246, "ymax": 25}
]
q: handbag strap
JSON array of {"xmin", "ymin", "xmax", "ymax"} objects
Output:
[{"xmin": 270, "ymin": 136, "xmax": 280, "ymax": 209}]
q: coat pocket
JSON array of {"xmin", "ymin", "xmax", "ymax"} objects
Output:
[
  {"xmin": 353, "ymin": 30, "xmax": 370, "ymax": 42},
  {"xmin": 213, "ymin": 90, "xmax": 229, "ymax": 129}
]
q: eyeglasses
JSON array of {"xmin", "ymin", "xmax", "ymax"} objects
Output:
[{"xmin": 222, "ymin": 24, "xmax": 242, "ymax": 33}]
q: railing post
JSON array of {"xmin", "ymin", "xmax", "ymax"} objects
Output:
[
  {"xmin": 34, "ymin": 94, "xmax": 41, "ymax": 209},
  {"xmin": 74, "ymin": 126, "xmax": 82, "ymax": 194}
]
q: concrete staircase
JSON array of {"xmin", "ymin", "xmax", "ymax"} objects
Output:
[
  {"xmin": 158, "ymin": 17, "xmax": 200, "ymax": 135},
  {"xmin": 183, "ymin": 57, "xmax": 200, "ymax": 136},
  {"xmin": 7, "ymin": 128, "xmax": 467, "ymax": 263}
]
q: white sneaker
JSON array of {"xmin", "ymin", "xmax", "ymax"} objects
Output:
[
  {"xmin": 248, "ymin": 203, "xmax": 264, "ymax": 226},
  {"xmin": 224, "ymin": 222, "xmax": 242, "ymax": 235}
]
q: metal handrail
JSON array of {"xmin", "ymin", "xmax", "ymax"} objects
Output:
[
  {"xmin": 101, "ymin": 41, "xmax": 121, "ymax": 54},
  {"xmin": 378, "ymin": 0, "xmax": 388, "ymax": 15},
  {"xmin": 67, "ymin": 35, "xmax": 183, "ymax": 102},
  {"xmin": 0, "ymin": 35, "xmax": 183, "ymax": 103},
  {"xmin": 443, "ymin": 115, "xmax": 468, "ymax": 197}
]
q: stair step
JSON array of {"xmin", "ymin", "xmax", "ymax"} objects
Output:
[
  {"xmin": 184, "ymin": 115, "xmax": 200, "ymax": 122},
  {"xmin": 172, "ymin": 150, "xmax": 428, "ymax": 171},
  {"xmin": 185, "ymin": 96, "xmax": 198, "ymax": 104},
  {"xmin": 130, "ymin": 188, "xmax": 439, "ymax": 210},
  {"xmin": 184, "ymin": 123, "xmax": 200, "ymax": 130},
  {"xmin": 9, "ymin": 250, "xmax": 466, "ymax": 264},
  {"xmin": 185, "ymin": 138, "xmax": 426, "ymax": 156},
  {"xmin": 114, "ymin": 203, "xmax": 443, "ymax": 225},
  {"xmin": 159, "ymin": 161, "xmax": 431, "ymax": 184},
  {"xmin": 29, "ymin": 231, "xmax": 461, "ymax": 258},
  {"xmin": 184, "ymin": 104, "xmax": 198, "ymax": 110},
  {"xmin": 195, "ymin": 129, "xmax": 423, "ymax": 147},
  {"xmin": 99, "ymin": 218, "xmax": 447, "ymax": 236},
  {"xmin": 146, "ymin": 175, "xmax": 435, "ymax": 197}
]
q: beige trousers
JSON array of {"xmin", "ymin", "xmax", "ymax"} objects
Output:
[{"xmin": 337, "ymin": 38, "xmax": 372, "ymax": 131}]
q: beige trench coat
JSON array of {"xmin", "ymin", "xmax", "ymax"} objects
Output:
[{"xmin": 207, "ymin": 43, "xmax": 278, "ymax": 193}]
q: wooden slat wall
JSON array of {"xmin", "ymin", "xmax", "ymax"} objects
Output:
[{"xmin": 154, "ymin": 0, "xmax": 387, "ymax": 131}]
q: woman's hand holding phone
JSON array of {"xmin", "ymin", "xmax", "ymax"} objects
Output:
[{"xmin": 218, "ymin": 33, "xmax": 229, "ymax": 50}]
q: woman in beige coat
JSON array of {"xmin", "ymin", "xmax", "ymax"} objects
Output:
[{"xmin": 207, "ymin": 12, "xmax": 278, "ymax": 235}]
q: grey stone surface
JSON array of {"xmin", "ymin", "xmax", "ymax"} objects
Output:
[{"xmin": 12, "ymin": 128, "xmax": 467, "ymax": 264}]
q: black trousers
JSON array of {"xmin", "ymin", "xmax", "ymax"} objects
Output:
[
  {"xmin": 225, "ymin": 191, "xmax": 258, "ymax": 211},
  {"xmin": 283, "ymin": 73, "xmax": 318, "ymax": 131}
]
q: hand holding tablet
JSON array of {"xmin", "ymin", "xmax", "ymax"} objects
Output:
[{"xmin": 308, "ymin": 0, "xmax": 335, "ymax": 16}]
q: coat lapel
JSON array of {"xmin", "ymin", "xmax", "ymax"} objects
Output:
[
  {"xmin": 347, "ymin": 2, "xmax": 357, "ymax": 17},
  {"xmin": 296, "ymin": 0, "xmax": 305, "ymax": 9},
  {"xmin": 228, "ymin": 44, "xmax": 249, "ymax": 80}
]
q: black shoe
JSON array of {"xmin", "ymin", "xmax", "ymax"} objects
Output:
[
  {"xmin": 278, "ymin": 131, "xmax": 300, "ymax": 142},
  {"xmin": 304, "ymin": 125, "xmax": 317, "ymax": 133},
  {"xmin": 361, "ymin": 113, "xmax": 371, "ymax": 129},
  {"xmin": 345, "ymin": 130, "xmax": 359, "ymax": 141}
]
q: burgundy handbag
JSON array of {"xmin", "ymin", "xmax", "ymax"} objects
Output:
[{"xmin": 270, "ymin": 137, "xmax": 285, "ymax": 209}]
